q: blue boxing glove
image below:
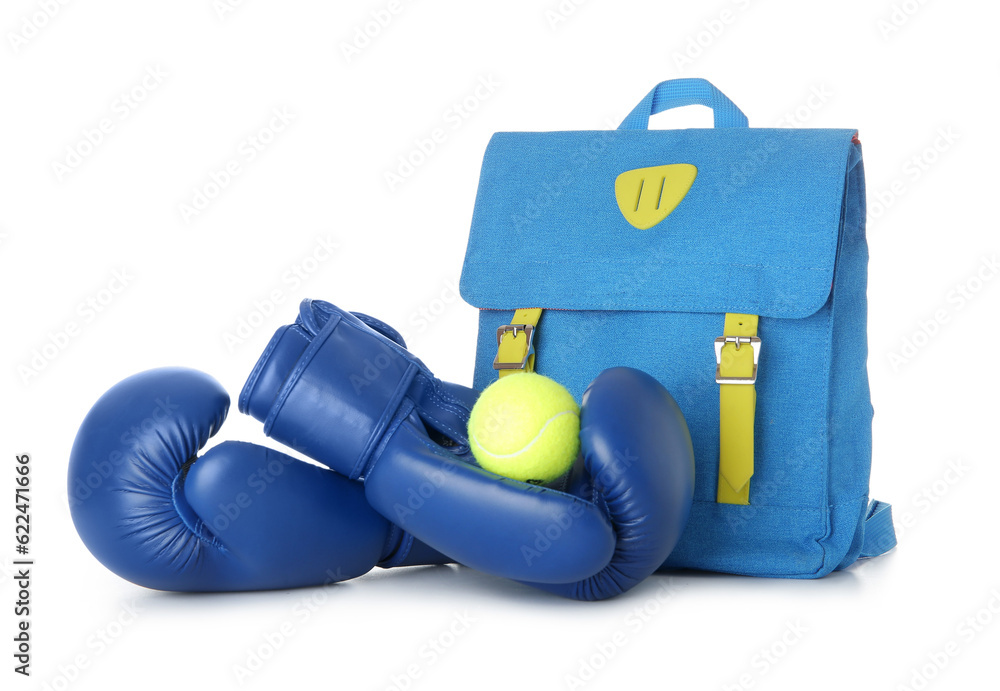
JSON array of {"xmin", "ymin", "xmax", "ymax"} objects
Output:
[
  {"xmin": 68, "ymin": 368, "xmax": 448, "ymax": 592},
  {"xmin": 241, "ymin": 299, "xmax": 695, "ymax": 600}
]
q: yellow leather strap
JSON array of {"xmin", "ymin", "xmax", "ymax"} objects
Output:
[
  {"xmin": 494, "ymin": 308, "xmax": 542, "ymax": 378},
  {"xmin": 716, "ymin": 313, "xmax": 760, "ymax": 505}
]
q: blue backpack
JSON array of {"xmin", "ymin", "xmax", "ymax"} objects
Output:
[{"xmin": 459, "ymin": 78, "xmax": 895, "ymax": 577}]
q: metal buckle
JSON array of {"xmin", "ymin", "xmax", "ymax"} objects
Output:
[
  {"xmin": 493, "ymin": 324, "xmax": 535, "ymax": 371},
  {"xmin": 714, "ymin": 336, "xmax": 761, "ymax": 385}
]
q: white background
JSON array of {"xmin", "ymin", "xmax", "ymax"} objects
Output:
[{"xmin": 2, "ymin": 1, "xmax": 998, "ymax": 689}]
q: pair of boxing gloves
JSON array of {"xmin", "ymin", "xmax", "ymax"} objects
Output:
[{"xmin": 69, "ymin": 299, "xmax": 695, "ymax": 601}]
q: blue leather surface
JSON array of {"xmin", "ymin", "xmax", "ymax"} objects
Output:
[
  {"xmin": 366, "ymin": 414, "xmax": 616, "ymax": 584},
  {"xmin": 68, "ymin": 368, "xmax": 447, "ymax": 592},
  {"xmin": 243, "ymin": 301, "xmax": 695, "ymax": 599},
  {"xmin": 536, "ymin": 367, "xmax": 694, "ymax": 599},
  {"xmin": 241, "ymin": 300, "xmax": 479, "ymax": 480}
]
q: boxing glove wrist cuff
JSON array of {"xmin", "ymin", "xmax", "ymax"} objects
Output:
[{"xmin": 241, "ymin": 300, "xmax": 473, "ymax": 481}]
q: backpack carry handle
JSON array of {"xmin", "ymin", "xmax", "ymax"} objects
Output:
[{"xmin": 618, "ymin": 78, "xmax": 749, "ymax": 130}]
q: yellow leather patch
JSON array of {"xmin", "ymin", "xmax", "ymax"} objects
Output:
[
  {"xmin": 495, "ymin": 308, "xmax": 542, "ymax": 378},
  {"xmin": 614, "ymin": 164, "xmax": 697, "ymax": 230},
  {"xmin": 717, "ymin": 313, "xmax": 759, "ymax": 505}
]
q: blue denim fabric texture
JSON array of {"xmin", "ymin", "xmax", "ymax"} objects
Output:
[{"xmin": 459, "ymin": 100, "xmax": 883, "ymax": 577}]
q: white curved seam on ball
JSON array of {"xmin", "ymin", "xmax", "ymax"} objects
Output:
[{"xmin": 471, "ymin": 410, "xmax": 577, "ymax": 459}]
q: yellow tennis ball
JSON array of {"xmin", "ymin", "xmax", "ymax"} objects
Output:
[{"xmin": 468, "ymin": 372, "xmax": 580, "ymax": 485}]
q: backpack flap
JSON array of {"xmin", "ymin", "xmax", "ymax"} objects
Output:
[{"xmin": 461, "ymin": 127, "xmax": 854, "ymax": 316}]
